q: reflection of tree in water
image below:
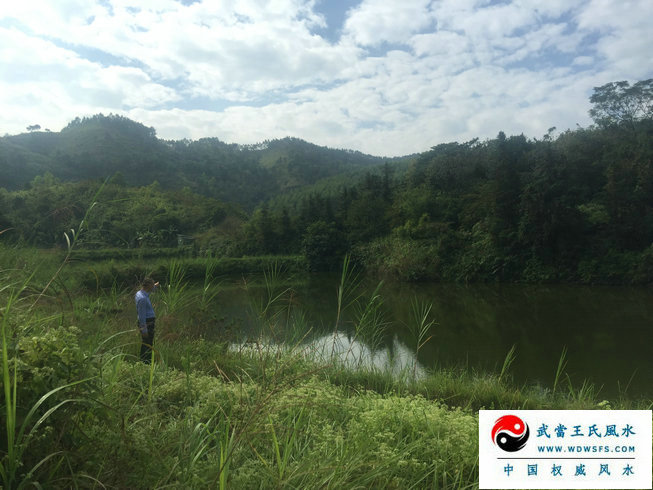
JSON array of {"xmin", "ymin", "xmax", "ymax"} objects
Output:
[
  {"xmin": 231, "ymin": 332, "xmax": 426, "ymax": 379},
  {"xmin": 309, "ymin": 332, "xmax": 426, "ymax": 378},
  {"xmin": 226, "ymin": 278, "xmax": 653, "ymax": 398}
]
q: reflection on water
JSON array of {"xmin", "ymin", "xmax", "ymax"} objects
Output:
[
  {"xmin": 231, "ymin": 331, "xmax": 426, "ymax": 379},
  {"xmin": 213, "ymin": 274, "xmax": 653, "ymax": 398}
]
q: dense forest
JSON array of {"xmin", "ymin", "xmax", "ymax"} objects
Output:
[
  {"xmin": 1, "ymin": 79, "xmax": 653, "ymax": 284},
  {"xmin": 0, "ymin": 115, "xmax": 398, "ymax": 210}
]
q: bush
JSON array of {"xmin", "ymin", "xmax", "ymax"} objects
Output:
[
  {"xmin": 302, "ymin": 221, "xmax": 347, "ymax": 271},
  {"xmin": 356, "ymin": 236, "xmax": 440, "ymax": 281},
  {"xmin": 577, "ymin": 249, "xmax": 639, "ymax": 284},
  {"xmin": 15, "ymin": 325, "xmax": 92, "ymax": 408}
]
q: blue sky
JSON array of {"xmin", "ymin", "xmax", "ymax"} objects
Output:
[{"xmin": 1, "ymin": 0, "xmax": 652, "ymax": 156}]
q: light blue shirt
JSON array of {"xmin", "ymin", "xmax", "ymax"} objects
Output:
[{"xmin": 135, "ymin": 289, "xmax": 155, "ymax": 326}]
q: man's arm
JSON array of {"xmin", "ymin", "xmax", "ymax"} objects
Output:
[{"xmin": 136, "ymin": 298, "xmax": 148, "ymax": 335}]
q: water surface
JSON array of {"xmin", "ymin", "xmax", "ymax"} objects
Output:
[{"xmin": 210, "ymin": 274, "xmax": 653, "ymax": 399}]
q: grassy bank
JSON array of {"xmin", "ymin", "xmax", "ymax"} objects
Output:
[
  {"xmin": 1, "ymin": 247, "xmax": 650, "ymax": 488},
  {"xmin": 0, "ymin": 244, "xmax": 307, "ymax": 290}
]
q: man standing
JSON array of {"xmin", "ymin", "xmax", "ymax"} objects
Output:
[{"xmin": 135, "ymin": 277, "xmax": 159, "ymax": 363}]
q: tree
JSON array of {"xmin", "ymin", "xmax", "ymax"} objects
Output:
[
  {"xmin": 26, "ymin": 124, "xmax": 41, "ymax": 132},
  {"xmin": 0, "ymin": 190, "xmax": 11, "ymax": 232},
  {"xmin": 589, "ymin": 79, "xmax": 653, "ymax": 128},
  {"xmin": 489, "ymin": 132, "xmax": 527, "ymax": 251},
  {"xmin": 518, "ymin": 143, "xmax": 584, "ymax": 263},
  {"xmin": 301, "ymin": 221, "xmax": 346, "ymax": 271}
]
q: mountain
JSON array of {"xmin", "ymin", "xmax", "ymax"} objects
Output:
[{"xmin": 0, "ymin": 114, "xmax": 407, "ymax": 210}]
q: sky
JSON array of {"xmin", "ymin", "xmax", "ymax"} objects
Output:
[{"xmin": 1, "ymin": 0, "xmax": 652, "ymax": 157}]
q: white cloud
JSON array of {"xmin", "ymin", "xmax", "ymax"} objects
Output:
[
  {"xmin": 411, "ymin": 30, "xmax": 472, "ymax": 58},
  {"xmin": 0, "ymin": 26, "xmax": 180, "ymax": 134},
  {"xmin": 343, "ymin": 0, "xmax": 433, "ymax": 47},
  {"xmin": 512, "ymin": 0, "xmax": 582, "ymax": 19},
  {"xmin": 576, "ymin": 0, "xmax": 653, "ymax": 80},
  {"xmin": 453, "ymin": 3, "xmax": 537, "ymax": 40},
  {"xmin": 0, "ymin": 27, "xmax": 179, "ymax": 107},
  {"xmin": 0, "ymin": 0, "xmax": 652, "ymax": 155},
  {"xmin": 3, "ymin": 0, "xmax": 353, "ymax": 96},
  {"xmin": 573, "ymin": 55, "xmax": 594, "ymax": 66}
]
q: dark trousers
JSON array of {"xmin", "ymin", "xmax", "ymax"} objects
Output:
[{"xmin": 140, "ymin": 317, "xmax": 156, "ymax": 363}]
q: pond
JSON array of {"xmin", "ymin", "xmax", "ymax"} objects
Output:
[{"xmin": 207, "ymin": 273, "xmax": 653, "ymax": 399}]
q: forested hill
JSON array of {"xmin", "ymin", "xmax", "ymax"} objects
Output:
[
  {"xmin": 241, "ymin": 119, "xmax": 653, "ymax": 283},
  {"xmin": 0, "ymin": 114, "xmax": 402, "ymax": 210},
  {"xmin": 2, "ymin": 80, "xmax": 653, "ymax": 284}
]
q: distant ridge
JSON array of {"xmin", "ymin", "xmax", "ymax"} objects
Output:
[{"xmin": 0, "ymin": 114, "xmax": 410, "ymax": 210}]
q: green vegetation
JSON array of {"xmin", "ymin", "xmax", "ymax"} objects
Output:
[
  {"xmin": 2, "ymin": 80, "xmax": 653, "ymax": 284},
  {"xmin": 1, "ymin": 247, "xmax": 649, "ymax": 488},
  {"xmin": 1, "ymin": 81, "xmax": 652, "ymax": 484},
  {"xmin": 0, "ymin": 115, "xmax": 398, "ymax": 210}
]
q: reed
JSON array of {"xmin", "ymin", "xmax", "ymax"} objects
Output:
[
  {"xmin": 498, "ymin": 344, "xmax": 517, "ymax": 383},
  {"xmin": 266, "ymin": 407, "xmax": 306, "ymax": 482},
  {"xmin": 200, "ymin": 260, "xmax": 222, "ymax": 310},
  {"xmin": 334, "ymin": 254, "xmax": 361, "ymax": 329},
  {"xmin": 218, "ymin": 423, "xmax": 235, "ymax": 490},
  {"xmin": 349, "ymin": 281, "xmax": 386, "ymax": 362},
  {"xmin": 261, "ymin": 261, "xmax": 293, "ymax": 322},
  {"xmin": 552, "ymin": 345, "xmax": 568, "ymax": 395},
  {"xmin": 172, "ymin": 412, "xmax": 223, "ymax": 487},
  {"xmin": 407, "ymin": 299, "xmax": 436, "ymax": 378},
  {"xmin": 159, "ymin": 259, "xmax": 192, "ymax": 315}
]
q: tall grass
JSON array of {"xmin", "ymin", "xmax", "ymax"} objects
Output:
[
  {"xmin": 498, "ymin": 344, "xmax": 517, "ymax": 383},
  {"xmin": 266, "ymin": 408, "xmax": 306, "ymax": 482},
  {"xmin": 553, "ymin": 345, "xmax": 568, "ymax": 395},
  {"xmin": 2, "ymin": 243, "xmax": 650, "ymax": 487},
  {"xmin": 160, "ymin": 259, "xmax": 192, "ymax": 315},
  {"xmin": 329, "ymin": 254, "xmax": 363, "ymax": 359},
  {"xmin": 334, "ymin": 254, "xmax": 361, "ymax": 330},
  {"xmin": 1, "ymin": 282, "xmax": 91, "ymax": 487},
  {"xmin": 173, "ymin": 412, "xmax": 224, "ymax": 487},
  {"xmin": 407, "ymin": 299, "xmax": 436, "ymax": 378},
  {"xmin": 261, "ymin": 262, "xmax": 294, "ymax": 323},
  {"xmin": 217, "ymin": 423, "xmax": 235, "ymax": 490},
  {"xmin": 245, "ymin": 262, "xmax": 298, "ymax": 345},
  {"xmin": 1, "ymin": 280, "xmax": 24, "ymax": 488},
  {"xmin": 105, "ymin": 278, "xmax": 128, "ymax": 311},
  {"xmin": 200, "ymin": 260, "xmax": 222, "ymax": 310},
  {"xmin": 0, "ymin": 184, "xmax": 108, "ymax": 487},
  {"xmin": 349, "ymin": 281, "xmax": 387, "ymax": 364}
]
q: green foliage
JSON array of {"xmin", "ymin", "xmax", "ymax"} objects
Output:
[
  {"xmin": 3, "ymin": 82, "xmax": 653, "ymax": 285},
  {"xmin": 199, "ymin": 260, "xmax": 222, "ymax": 311},
  {"xmin": 407, "ymin": 299, "xmax": 436, "ymax": 377},
  {"xmin": 0, "ymin": 116, "xmax": 390, "ymax": 211},
  {"xmin": 2, "ymin": 247, "xmax": 650, "ymax": 488},
  {"xmin": 72, "ymin": 255, "xmax": 306, "ymax": 292},
  {"xmin": 241, "ymin": 104, "xmax": 653, "ymax": 284},
  {"xmin": 302, "ymin": 220, "xmax": 347, "ymax": 272},
  {"xmin": 16, "ymin": 326, "xmax": 89, "ymax": 402},
  {"xmin": 0, "ymin": 178, "xmax": 242, "ymax": 249},
  {"xmin": 0, "ymin": 287, "xmax": 96, "ymax": 488},
  {"xmin": 159, "ymin": 260, "xmax": 191, "ymax": 316},
  {"xmin": 589, "ymin": 78, "xmax": 653, "ymax": 128},
  {"xmin": 356, "ymin": 236, "xmax": 441, "ymax": 281}
]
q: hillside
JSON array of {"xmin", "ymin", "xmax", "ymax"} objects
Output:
[
  {"xmin": 3, "ymin": 81, "xmax": 653, "ymax": 286},
  {"xmin": 0, "ymin": 114, "xmax": 401, "ymax": 210}
]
